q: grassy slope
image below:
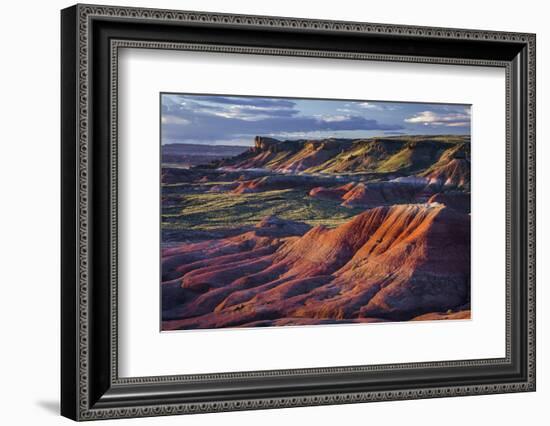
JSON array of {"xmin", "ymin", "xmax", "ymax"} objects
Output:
[
  {"xmin": 162, "ymin": 135, "xmax": 470, "ymax": 237},
  {"xmin": 376, "ymin": 139, "xmax": 461, "ymax": 173},
  {"xmin": 162, "ymin": 187, "xmax": 364, "ymax": 231},
  {"xmin": 305, "ymin": 136, "xmax": 467, "ymax": 175}
]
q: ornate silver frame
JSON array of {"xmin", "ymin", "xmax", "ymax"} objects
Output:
[{"xmin": 61, "ymin": 4, "xmax": 536, "ymax": 421}]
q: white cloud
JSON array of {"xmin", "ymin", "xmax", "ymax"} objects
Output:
[
  {"xmin": 404, "ymin": 110, "xmax": 470, "ymax": 127},
  {"xmin": 199, "ymin": 103, "xmax": 296, "ymax": 121},
  {"xmin": 321, "ymin": 114, "xmax": 350, "ymax": 122},
  {"xmin": 209, "ymin": 110, "xmax": 253, "ymax": 120},
  {"xmin": 357, "ymin": 102, "xmax": 401, "ymax": 111},
  {"xmin": 161, "ymin": 115, "xmax": 190, "ymax": 125},
  {"xmin": 446, "ymin": 122, "xmax": 470, "ymax": 127},
  {"xmin": 265, "ymin": 130, "xmax": 329, "ymax": 139},
  {"xmin": 358, "ymin": 102, "xmax": 381, "ymax": 110}
]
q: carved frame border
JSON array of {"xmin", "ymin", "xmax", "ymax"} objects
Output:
[{"xmin": 64, "ymin": 3, "xmax": 535, "ymax": 420}]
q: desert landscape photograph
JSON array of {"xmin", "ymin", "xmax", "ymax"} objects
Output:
[{"xmin": 160, "ymin": 94, "xmax": 471, "ymax": 331}]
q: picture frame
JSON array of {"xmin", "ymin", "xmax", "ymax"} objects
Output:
[{"xmin": 61, "ymin": 3, "xmax": 536, "ymax": 421}]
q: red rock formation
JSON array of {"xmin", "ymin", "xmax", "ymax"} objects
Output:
[
  {"xmin": 217, "ymin": 136, "xmax": 470, "ymax": 174},
  {"xmin": 421, "ymin": 142, "xmax": 470, "ymax": 188},
  {"xmin": 309, "ymin": 181, "xmax": 423, "ymax": 209},
  {"xmin": 412, "ymin": 310, "xmax": 470, "ymax": 321},
  {"xmin": 231, "ymin": 177, "xmax": 264, "ymax": 194},
  {"xmin": 162, "ymin": 204, "xmax": 470, "ymax": 330},
  {"xmin": 221, "ymin": 137, "xmax": 353, "ymax": 173},
  {"xmin": 277, "ymin": 140, "xmax": 347, "ymax": 173},
  {"xmin": 308, "ymin": 182, "xmax": 356, "ymax": 201},
  {"xmin": 425, "ymin": 158, "xmax": 470, "ymax": 188},
  {"xmin": 341, "ymin": 183, "xmax": 386, "ymax": 207},
  {"xmin": 231, "ymin": 175, "xmax": 330, "ymax": 194}
]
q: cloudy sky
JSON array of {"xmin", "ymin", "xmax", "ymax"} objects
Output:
[{"xmin": 161, "ymin": 93, "xmax": 471, "ymax": 146}]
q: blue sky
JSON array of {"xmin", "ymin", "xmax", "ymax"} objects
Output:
[{"xmin": 161, "ymin": 93, "xmax": 471, "ymax": 146}]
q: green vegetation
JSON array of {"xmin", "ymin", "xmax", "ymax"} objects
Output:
[
  {"xmin": 162, "ymin": 186, "xmax": 363, "ymax": 231},
  {"xmin": 161, "ymin": 135, "xmax": 471, "ymax": 237},
  {"xmin": 264, "ymin": 151, "xmax": 295, "ymax": 168},
  {"xmin": 376, "ymin": 141, "xmax": 447, "ymax": 173},
  {"xmin": 304, "ymin": 136, "xmax": 468, "ymax": 175}
]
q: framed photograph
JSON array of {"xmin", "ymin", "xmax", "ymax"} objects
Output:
[{"xmin": 61, "ymin": 4, "xmax": 536, "ymax": 421}]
